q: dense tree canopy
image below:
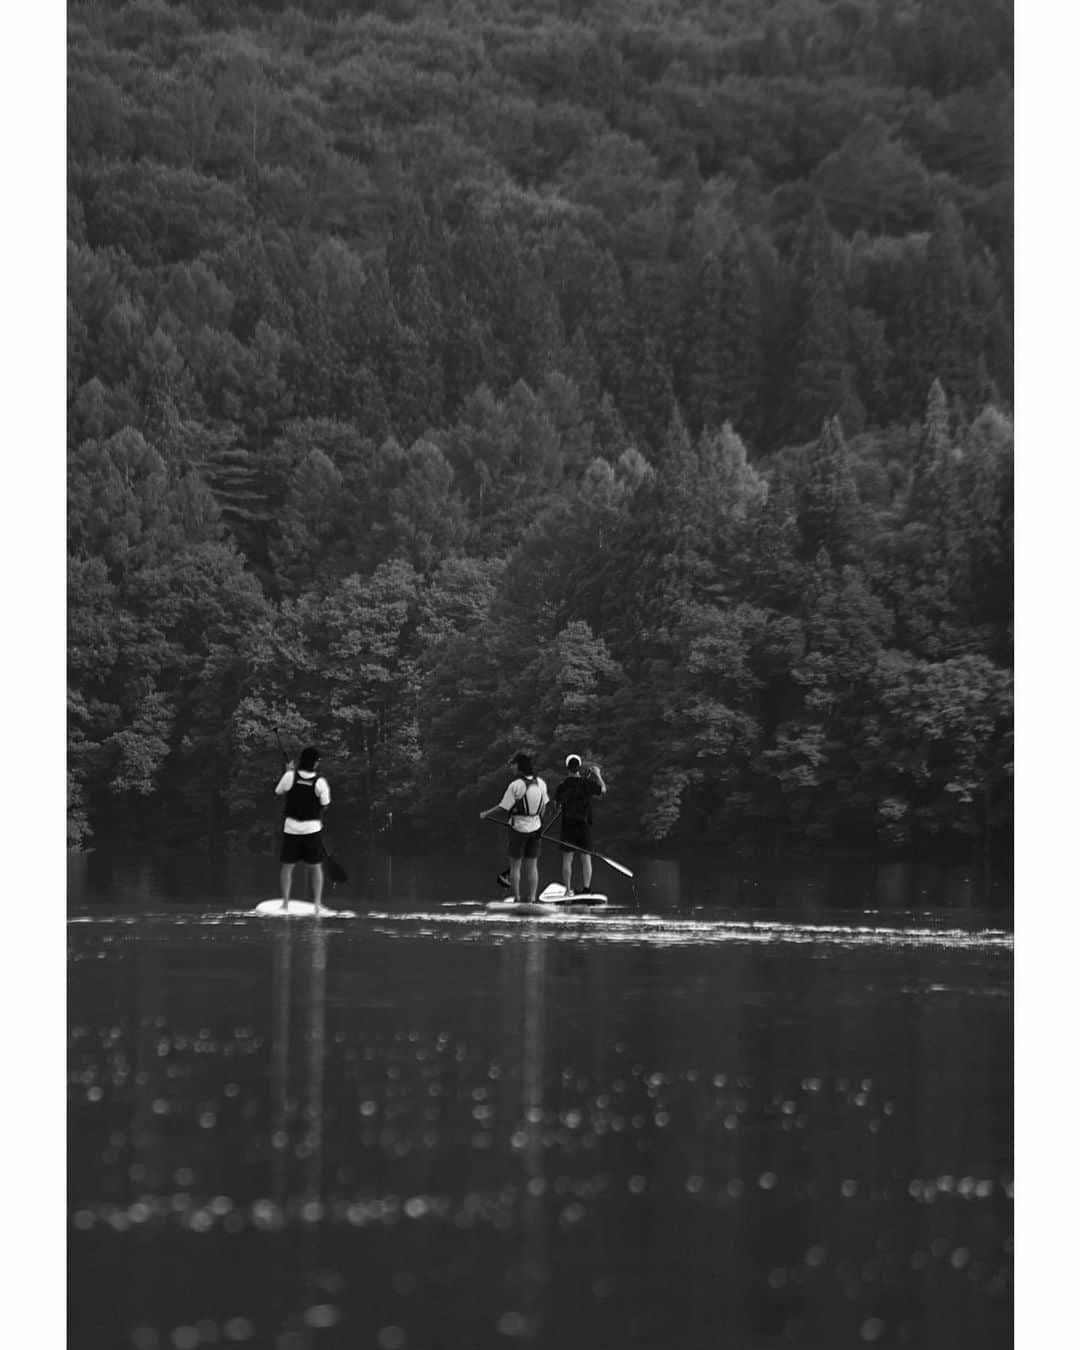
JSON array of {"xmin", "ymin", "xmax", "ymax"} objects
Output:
[{"xmin": 67, "ymin": 0, "xmax": 1013, "ymax": 858}]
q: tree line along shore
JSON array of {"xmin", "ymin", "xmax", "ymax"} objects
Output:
[{"xmin": 67, "ymin": 0, "xmax": 1012, "ymax": 857}]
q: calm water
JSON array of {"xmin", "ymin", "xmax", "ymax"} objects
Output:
[{"xmin": 68, "ymin": 850, "xmax": 1012, "ymax": 1350}]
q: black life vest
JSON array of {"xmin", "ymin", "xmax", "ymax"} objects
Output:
[
  {"xmin": 284, "ymin": 771, "xmax": 323, "ymax": 821},
  {"xmin": 558, "ymin": 775, "xmax": 594, "ymax": 824}
]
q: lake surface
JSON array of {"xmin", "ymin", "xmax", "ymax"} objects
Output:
[{"xmin": 68, "ymin": 850, "xmax": 1012, "ymax": 1350}]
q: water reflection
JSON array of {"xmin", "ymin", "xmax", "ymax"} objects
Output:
[
  {"xmin": 67, "ymin": 845, "xmax": 1012, "ymax": 920},
  {"xmin": 68, "ymin": 860, "xmax": 1012, "ymax": 1349}
]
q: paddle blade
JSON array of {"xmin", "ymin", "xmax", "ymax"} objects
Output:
[
  {"xmin": 599, "ymin": 853, "xmax": 634, "ymax": 879},
  {"xmin": 324, "ymin": 852, "xmax": 348, "ymax": 884}
]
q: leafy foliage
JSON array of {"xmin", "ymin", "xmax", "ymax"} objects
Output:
[{"xmin": 67, "ymin": 0, "xmax": 1012, "ymax": 857}]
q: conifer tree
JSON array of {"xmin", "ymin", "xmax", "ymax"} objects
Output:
[{"xmin": 794, "ymin": 417, "xmax": 864, "ymax": 565}]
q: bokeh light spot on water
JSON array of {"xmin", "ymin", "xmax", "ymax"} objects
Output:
[
  {"xmin": 767, "ymin": 1268, "xmax": 788, "ymax": 1289},
  {"xmin": 496, "ymin": 1312, "xmax": 528, "ymax": 1337},
  {"xmin": 950, "ymin": 1248, "xmax": 970, "ymax": 1269},
  {"xmin": 758, "ymin": 1172, "xmax": 777, "ymax": 1190},
  {"xmin": 841, "ymin": 1179, "xmax": 859, "ymax": 1197},
  {"xmin": 222, "ymin": 1317, "xmax": 254, "ymax": 1341},
  {"xmin": 170, "ymin": 1327, "xmax": 200, "ymax": 1350},
  {"xmin": 805, "ymin": 1245, "xmax": 826, "ymax": 1267},
  {"xmin": 303, "ymin": 1305, "xmax": 341, "ymax": 1328},
  {"xmin": 685, "ymin": 1175, "xmax": 704, "ymax": 1194},
  {"xmin": 251, "ymin": 1199, "xmax": 283, "ymax": 1230},
  {"xmin": 628, "ymin": 1175, "xmax": 647, "ymax": 1194},
  {"xmin": 73, "ymin": 1210, "xmax": 94, "ymax": 1230},
  {"xmin": 376, "ymin": 1327, "xmax": 407, "ymax": 1349},
  {"xmin": 861, "ymin": 1318, "xmax": 886, "ymax": 1341}
]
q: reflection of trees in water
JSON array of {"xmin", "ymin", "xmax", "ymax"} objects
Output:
[{"xmin": 268, "ymin": 922, "xmax": 329, "ymax": 1348}]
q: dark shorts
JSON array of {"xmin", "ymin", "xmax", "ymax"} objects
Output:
[
  {"xmin": 280, "ymin": 833, "xmax": 325, "ymax": 865},
  {"xmin": 507, "ymin": 829, "xmax": 542, "ymax": 860},
  {"xmin": 559, "ymin": 819, "xmax": 592, "ymax": 853}
]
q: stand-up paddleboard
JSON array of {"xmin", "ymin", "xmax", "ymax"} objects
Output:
[
  {"xmin": 253, "ymin": 899, "xmax": 356, "ymax": 918},
  {"xmin": 486, "ymin": 882, "xmax": 608, "ymax": 912}
]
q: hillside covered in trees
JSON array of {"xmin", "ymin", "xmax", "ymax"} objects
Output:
[{"xmin": 67, "ymin": 0, "xmax": 1013, "ymax": 858}]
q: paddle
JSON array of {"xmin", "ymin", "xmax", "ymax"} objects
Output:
[{"xmin": 484, "ymin": 812, "xmax": 634, "ymax": 879}]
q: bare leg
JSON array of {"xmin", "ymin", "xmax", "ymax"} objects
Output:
[
  {"xmin": 280, "ymin": 863, "xmax": 295, "ymax": 909},
  {"xmin": 582, "ymin": 854, "xmax": 593, "ymax": 891},
  {"xmin": 311, "ymin": 862, "xmax": 324, "ymax": 912},
  {"xmin": 523, "ymin": 856, "xmax": 539, "ymax": 904},
  {"xmin": 561, "ymin": 849, "xmax": 573, "ymax": 893},
  {"xmin": 510, "ymin": 857, "xmax": 523, "ymax": 903}
]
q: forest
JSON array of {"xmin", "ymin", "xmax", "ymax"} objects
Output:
[{"xmin": 67, "ymin": 0, "xmax": 1013, "ymax": 858}]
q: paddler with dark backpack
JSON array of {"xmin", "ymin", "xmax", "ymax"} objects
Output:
[
  {"xmin": 554, "ymin": 754, "xmax": 606, "ymax": 896},
  {"xmin": 274, "ymin": 745, "xmax": 331, "ymax": 911},
  {"xmin": 480, "ymin": 752, "xmax": 549, "ymax": 904}
]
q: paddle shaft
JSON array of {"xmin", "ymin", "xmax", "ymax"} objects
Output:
[{"xmin": 484, "ymin": 813, "xmax": 633, "ymax": 879}]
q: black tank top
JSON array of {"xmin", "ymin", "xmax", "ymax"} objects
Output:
[{"xmin": 284, "ymin": 772, "xmax": 323, "ymax": 821}]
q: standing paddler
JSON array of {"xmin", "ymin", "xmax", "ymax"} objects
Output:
[
  {"xmin": 554, "ymin": 755, "xmax": 606, "ymax": 895},
  {"xmin": 480, "ymin": 752, "xmax": 549, "ymax": 904},
  {"xmin": 274, "ymin": 746, "xmax": 331, "ymax": 911}
]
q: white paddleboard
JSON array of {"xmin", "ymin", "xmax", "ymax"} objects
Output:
[
  {"xmin": 486, "ymin": 883, "xmax": 608, "ymax": 911},
  {"xmin": 253, "ymin": 899, "xmax": 356, "ymax": 918},
  {"xmin": 540, "ymin": 883, "xmax": 608, "ymax": 904}
]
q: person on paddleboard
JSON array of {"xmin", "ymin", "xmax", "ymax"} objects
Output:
[
  {"xmin": 554, "ymin": 755, "xmax": 606, "ymax": 895},
  {"xmin": 275, "ymin": 746, "xmax": 331, "ymax": 910},
  {"xmin": 480, "ymin": 752, "xmax": 549, "ymax": 904}
]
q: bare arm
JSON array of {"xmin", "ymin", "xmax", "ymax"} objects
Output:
[{"xmin": 481, "ymin": 781, "xmax": 519, "ymax": 820}]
